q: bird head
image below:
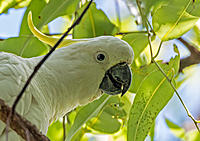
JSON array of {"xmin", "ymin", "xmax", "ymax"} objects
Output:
[
  {"xmin": 27, "ymin": 11, "xmax": 134, "ymax": 99},
  {"xmin": 82, "ymin": 36, "xmax": 134, "ymax": 97}
]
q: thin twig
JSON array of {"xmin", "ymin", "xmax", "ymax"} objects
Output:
[
  {"xmin": 136, "ymin": 0, "xmax": 200, "ymax": 133},
  {"xmin": 63, "ymin": 116, "xmax": 66, "ymax": 141},
  {"xmin": 11, "ymin": 0, "xmax": 93, "ymax": 116},
  {"xmin": 6, "ymin": 0, "xmax": 93, "ymax": 138},
  {"xmin": 153, "ymin": 41, "xmax": 163, "ymax": 59},
  {"xmin": 136, "ymin": 0, "xmax": 153, "ymax": 61}
]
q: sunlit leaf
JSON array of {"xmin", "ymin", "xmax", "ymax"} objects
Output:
[
  {"xmin": 127, "ymin": 52, "xmax": 181, "ymax": 141},
  {"xmin": 165, "ymin": 118, "xmax": 186, "ymax": 139},
  {"xmin": 0, "ymin": 0, "xmax": 30, "ymax": 14},
  {"xmin": 152, "ymin": 0, "xmax": 199, "ymax": 41},
  {"xmin": 73, "ymin": 2, "xmax": 117, "ymax": 39},
  {"xmin": 47, "ymin": 121, "xmax": 63, "ymax": 141},
  {"xmin": 187, "ymin": 130, "xmax": 200, "ymax": 141},
  {"xmin": 122, "ymin": 33, "xmax": 148, "ymax": 59}
]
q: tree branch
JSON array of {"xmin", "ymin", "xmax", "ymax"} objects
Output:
[
  {"xmin": 177, "ymin": 37, "xmax": 200, "ymax": 72},
  {"xmin": 0, "ymin": 98, "xmax": 50, "ymax": 141}
]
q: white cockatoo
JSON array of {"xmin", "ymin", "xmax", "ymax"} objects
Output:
[{"xmin": 0, "ymin": 12, "xmax": 134, "ymax": 140}]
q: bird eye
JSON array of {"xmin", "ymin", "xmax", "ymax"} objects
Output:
[
  {"xmin": 95, "ymin": 51, "xmax": 108, "ymax": 63},
  {"xmin": 97, "ymin": 53, "xmax": 105, "ymax": 61}
]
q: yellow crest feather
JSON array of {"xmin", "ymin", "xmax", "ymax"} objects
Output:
[{"xmin": 27, "ymin": 11, "xmax": 88, "ymax": 47}]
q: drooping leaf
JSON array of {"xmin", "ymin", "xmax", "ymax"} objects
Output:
[
  {"xmin": 152, "ymin": 0, "xmax": 199, "ymax": 41},
  {"xmin": 73, "ymin": 2, "xmax": 117, "ymax": 39},
  {"xmin": 88, "ymin": 111, "xmax": 121, "ymax": 134},
  {"xmin": 0, "ymin": 37, "xmax": 48, "ymax": 57},
  {"xmin": 165, "ymin": 118, "xmax": 186, "ymax": 140},
  {"xmin": 38, "ymin": 0, "xmax": 80, "ymax": 26},
  {"xmin": 87, "ymin": 96, "xmax": 127, "ymax": 134},
  {"xmin": 127, "ymin": 51, "xmax": 180, "ymax": 141},
  {"xmin": 127, "ymin": 68, "xmax": 174, "ymax": 141},
  {"xmin": 0, "ymin": 0, "xmax": 30, "ymax": 14},
  {"xmin": 122, "ymin": 33, "xmax": 148, "ymax": 59},
  {"xmin": 19, "ymin": 0, "xmax": 47, "ymax": 36},
  {"xmin": 65, "ymin": 95, "xmax": 111, "ymax": 141}
]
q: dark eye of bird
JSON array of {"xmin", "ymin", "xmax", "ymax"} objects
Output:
[{"xmin": 97, "ymin": 53, "xmax": 105, "ymax": 61}]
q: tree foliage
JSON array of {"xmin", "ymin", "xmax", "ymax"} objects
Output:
[{"xmin": 0, "ymin": 0, "xmax": 200, "ymax": 141}]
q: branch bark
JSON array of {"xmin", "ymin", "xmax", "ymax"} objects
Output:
[
  {"xmin": 0, "ymin": 98, "xmax": 50, "ymax": 141},
  {"xmin": 177, "ymin": 37, "xmax": 200, "ymax": 72}
]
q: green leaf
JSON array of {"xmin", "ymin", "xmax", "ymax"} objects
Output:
[
  {"xmin": 187, "ymin": 130, "xmax": 200, "ymax": 141},
  {"xmin": 87, "ymin": 96, "xmax": 127, "ymax": 134},
  {"xmin": 88, "ymin": 111, "xmax": 121, "ymax": 134},
  {"xmin": 0, "ymin": 37, "xmax": 49, "ymax": 57},
  {"xmin": 38, "ymin": 0, "xmax": 80, "ymax": 26},
  {"xmin": 20, "ymin": 0, "xmax": 47, "ymax": 36},
  {"xmin": 165, "ymin": 118, "xmax": 186, "ymax": 139},
  {"xmin": 47, "ymin": 121, "xmax": 63, "ymax": 141},
  {"xmin": 122, "ymin": 33, "xmax": 148, "ymax": 59},
  {"xmin": 65, "ymin": 95, "xmax": 111, "ymax": 141},
  {"xmin": 73, "ymin": 2, "xmax": 117, "ymax": 39},
  {"xmin": 152, "ymin": 0, "xmax": 199, "ymax": 41},
  {"xmin": 127, "ymin": 63, "xmax": 174, "ymax": 141},
  {"xmin": 0, "ymin": 0, "xmax": 30, "ymax": 14}
]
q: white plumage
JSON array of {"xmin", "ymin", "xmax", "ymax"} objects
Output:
[{"xmin": 0, "ymin": 34, "xmax": 134, "ymax": 140}]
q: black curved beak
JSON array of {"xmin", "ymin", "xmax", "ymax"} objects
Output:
[{"xmin": 99, "ymin": 62, "xmax": 132, "ymax": 96}]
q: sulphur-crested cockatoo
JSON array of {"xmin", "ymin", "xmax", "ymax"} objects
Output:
[{"xmin": 0, "ymin": 12, "xmax": 134, "ymax": 141}]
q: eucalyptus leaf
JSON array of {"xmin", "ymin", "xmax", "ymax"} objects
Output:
[
  {"xmin": 122, "ymin": 33, "xmax": 148, "ymax": 59},
  {"xmin": 127, "ymin": 52, "xmax": 180, "ymax": 141},
  {"xmin": 165, "ymin": 118, "xmax": 186, "ymax": 139},
  {"xmin": 73, "ymin": 2, "xmax": 117, "ymax": 39},
  {"xmin": 152, "ymin": 1, "xmax": 199, "ymax": 41},
  {"xmin": 0, "ymin": 37, "xmax": 48, "ymax": 58},
  {"xmin": 65, "ymin": 95, "xmax": 110, "ymax": 141},
  {"xmin": 0, "ymin": 0, "xmax": 30, "ymax": 14},
  {"xmin": 88, "ymin": 111, "xmax": 121, "ymax": 134},
  {"xmin": 127, "ymin": 69, "xmax": 174, "ymax": 141},
  {"xmin": 38, "ymin": 0, "xmax": 80, "ymax": 26},
  {"xmin": 87, "ymin": 96, "xmax": 127, "ymax": 134}
]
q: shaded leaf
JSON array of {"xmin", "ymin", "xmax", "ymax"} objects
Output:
[
  {"xmin": 87, "ymin": 96, "xmax": 127, "ymax": 134},
  {"xmin": 19, "ymin": 0, "xmax": 47, "ymax": 36},
  {"xmin": 73, "ymin": 2, "xmax": 117, "ymax": 39},
  {"xmin": 38, "ymin": 0, "xmax": 80, "ymax": 26},
  {"xmin": 66, "ymin": 95, "xmax": 111, "ymax": 141},
  {"xmin": 88, "ymin": 111, "xmax": 121, "ymax": 134},
  {"xmin": 0, "ymin": 37, "xmax": 48, "ymax": 57}
]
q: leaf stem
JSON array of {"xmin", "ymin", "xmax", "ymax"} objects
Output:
[
  {"xmin": 10, "ymin": 0, "xmax": 94, "ymax": 122},
  {"xmin": 153, "ymin": 41, "xmax": 163, "ymax": 59}
]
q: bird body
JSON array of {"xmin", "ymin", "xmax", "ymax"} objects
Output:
[
  {"xmin": 0, "ymin": 11, "xmax": 134, "ymax": 141},
  {"xmin": 0, "ymin": 36, "xmax": 134, "ymax": 140}
]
